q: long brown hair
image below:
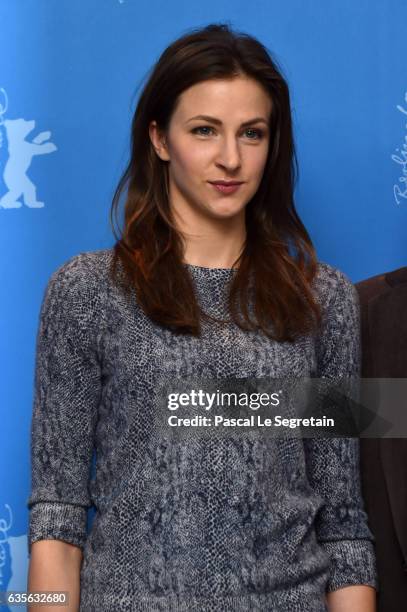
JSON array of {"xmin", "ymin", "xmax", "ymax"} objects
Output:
[{"xmin": 109, "ymin": 22, "xmax": 322, "ymax": 342}]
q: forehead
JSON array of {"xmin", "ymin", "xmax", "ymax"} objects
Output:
[{"xmin": 174, "ymin": 76, "xmax": 272, "ymax": 119}]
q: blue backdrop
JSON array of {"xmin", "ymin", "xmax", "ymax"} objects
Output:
[{"xmin": 0, "ymin": 0, "xmax": 406, "ymax": 606}]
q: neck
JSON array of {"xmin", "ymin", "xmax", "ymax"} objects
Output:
[{"xmin": 170, "ymin": 200, "xmax": 246, "ymax": 270}]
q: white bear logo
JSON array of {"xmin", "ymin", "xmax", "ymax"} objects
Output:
[{"xmin": 0, "ymin": 118, "xmax": 57, "ymax": 209}]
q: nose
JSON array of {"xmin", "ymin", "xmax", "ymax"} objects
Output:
[{"xmin": 215, "ymin": 135, "xmax": 242, "ymax": 172}]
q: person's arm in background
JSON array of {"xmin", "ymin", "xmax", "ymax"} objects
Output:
[
  {"xmin": 304, "ymin": 267, "xmax": 377, "ymax": 612},
  {"xmin": 26, "ymin": 254, "xmax": 103, "ymax": 611}
]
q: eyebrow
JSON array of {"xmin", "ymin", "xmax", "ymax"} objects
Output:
[{"xmin": 186, "ymin": 114, "xmax": 269, "ymax": 127}]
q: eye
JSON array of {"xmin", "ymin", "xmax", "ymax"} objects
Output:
[
  {"xmin": 191, "ymin": 126, "xmax": 265, "ymax": 139},
  {"xmin": 191, "ymin": 126, "xmax": 214, "ymax": 136},
  {"xmin": 244, "ymin": 128, "xmax": 264, "ymax": 140}
]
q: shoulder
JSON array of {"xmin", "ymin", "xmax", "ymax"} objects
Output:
[
  {"xmin": 45, "ymin": 248, "xmax": 115, "ymax": 303},
  {"xmin": 40, "ymin": 248, "xmax": 115, "ymax": 327},
  {"xmin": 312, "ymin": 261, "xmax": 358, "ymax": 314},
  {"xmin": 355, "ymin": 266, "xmax": 407, "ymax": 306},
  {"xmin": 48, "ymin": 248, "xmax": 114, "ymax": 286}
]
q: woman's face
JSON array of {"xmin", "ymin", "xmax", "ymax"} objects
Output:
[{"xmin": 149, "ymin": 75, "xmax": 272, "ymax": 225}]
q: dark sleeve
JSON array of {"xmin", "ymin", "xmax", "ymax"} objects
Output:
[
  {"xmin": 26, "ymin": 255, "xmax": 103, "ymax": 555},
  {"xmin": 303, "ymin": 268, "xmax": 378, "ymax": 593}
]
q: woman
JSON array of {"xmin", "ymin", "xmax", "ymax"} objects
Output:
[{"xmin": 27, "ymin": 23, "xmax": 377, "ymax": 611}]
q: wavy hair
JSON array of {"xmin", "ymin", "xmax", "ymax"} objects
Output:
[{"xmin": 109, "ymin": 22, "xmax": 322, "ymax": 341}]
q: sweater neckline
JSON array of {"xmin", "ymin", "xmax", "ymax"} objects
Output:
[{"xmin": 184, "ymin": 263, "xmax": 238, "ymax": 273}]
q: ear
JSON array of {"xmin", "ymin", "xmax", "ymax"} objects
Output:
[{"xmin": 149, "ymin": 120, "xmax": 170, "ymax": 161}]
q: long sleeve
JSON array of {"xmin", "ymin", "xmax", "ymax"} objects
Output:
[
  {"xmin": 303, "ymin": 267, "xmax": 378, "ymax": 593},
  {"xmin": 26, "ymin": 254, "xmax": 103, "ymax": 556}
]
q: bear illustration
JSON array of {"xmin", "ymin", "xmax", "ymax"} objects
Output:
[{"xmin": 0, "ymin": 118, "xmax": 57, "ymax": 208}]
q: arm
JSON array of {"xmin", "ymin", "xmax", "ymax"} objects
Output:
[
  {"xmin": 27, "ymin": 540, "xmax": 82, "ymax": 611},
  {"xmin": 325, "ymin": 584, "xmax": 376, "ymax": 612},
  {"xmin": 304, "ymin": 267, "xmax": 377, "ymax": 609},
  {"xmin": 26, "ymin": 254, "xmax": 103, "ymax": 607}
]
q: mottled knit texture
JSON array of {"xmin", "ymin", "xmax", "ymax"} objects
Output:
[{"xmin": 27, "ymin": 249, "xmax": 377, "ymax": 611}]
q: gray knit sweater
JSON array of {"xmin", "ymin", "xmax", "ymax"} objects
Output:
[{"xmin": 27, "ymin": 249, "xmax": 377, "ymax": 611}]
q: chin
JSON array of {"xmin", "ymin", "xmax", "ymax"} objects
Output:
[{"xmin": 207, "ymin": 202, "xmax": 246, "ymax": 219}]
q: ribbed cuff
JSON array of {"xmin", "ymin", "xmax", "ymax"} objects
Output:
[
  {"xmin": 28, "ymin": 501, "xmax": 88, "ymax": 555},
  {"xmin": 321, "ymin": 538, "xmax": 378, "ymax": 593}
]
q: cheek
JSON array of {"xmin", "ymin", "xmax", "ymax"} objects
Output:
[
  {"xmin": 246, "ymin": 146, "xmax": 269, "ymax": 179},
  {"xmin": 171, "ymin": 139, "xmax": 209, "ymax": 176}
]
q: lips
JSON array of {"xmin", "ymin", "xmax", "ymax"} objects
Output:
[
  {"xmin": 209, "ymin": 181, "xmax": 244, "ymax": 186},
  {"xmin": 209, "ymin": 181, "xmax": 243, "ymax": 195}
]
